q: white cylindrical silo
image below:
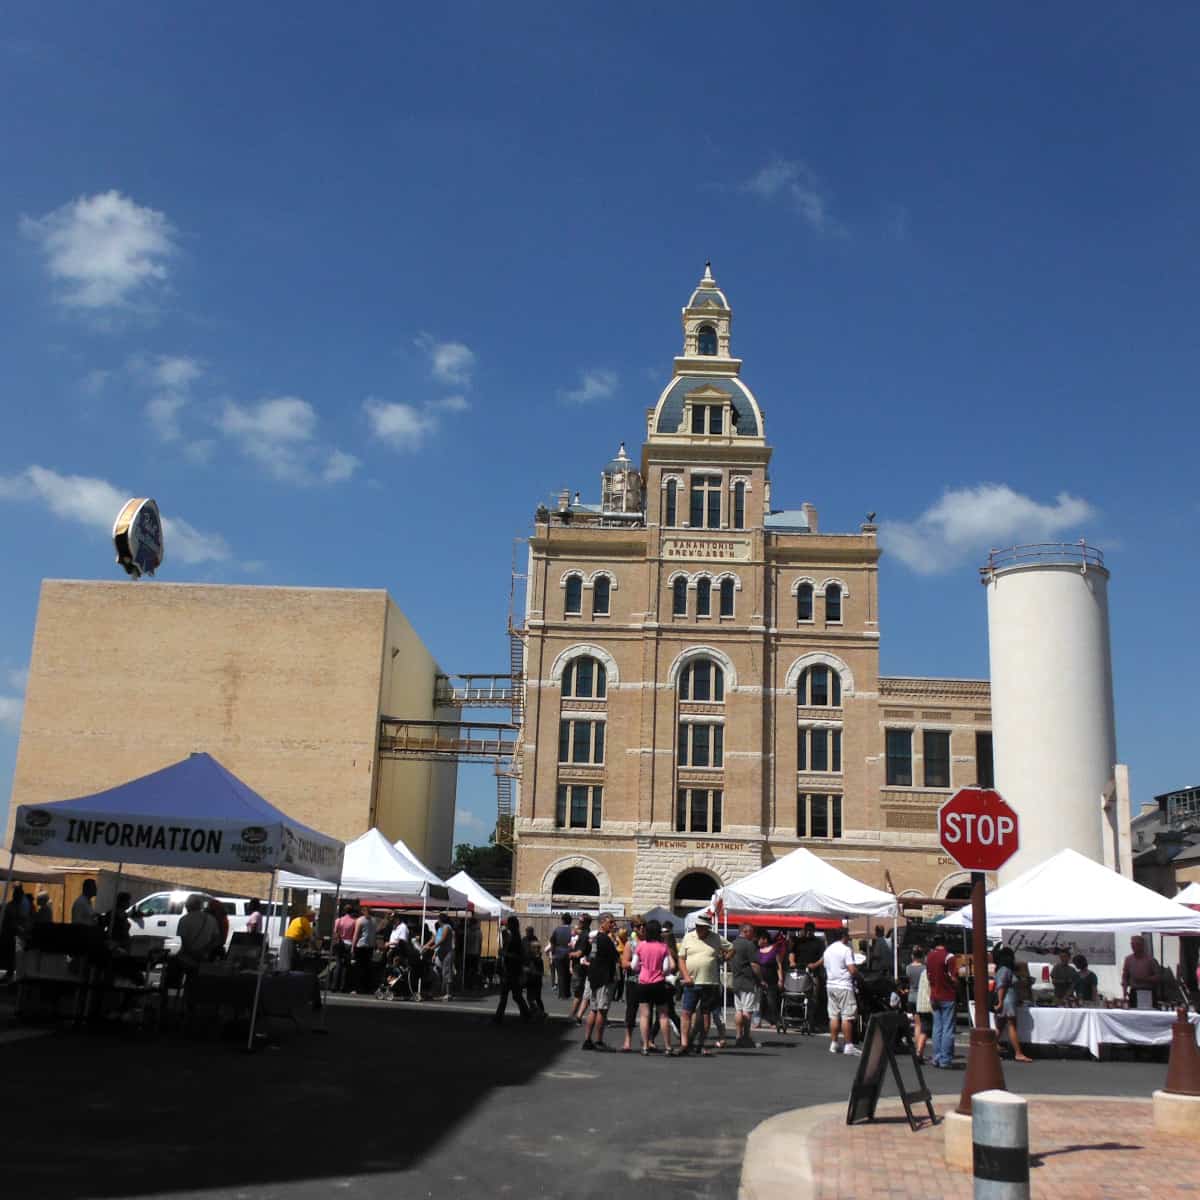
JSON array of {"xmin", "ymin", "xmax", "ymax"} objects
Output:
[{"xmin": 983, "ymin": 544, "xmax": 1116, "ymax": 883}]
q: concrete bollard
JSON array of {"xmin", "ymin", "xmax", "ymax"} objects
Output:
[{"xmin": 971, "ymin": 1090, "xmax": 1029, "ymax": 1200}]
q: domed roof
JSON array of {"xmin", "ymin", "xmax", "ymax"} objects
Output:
[
  {"xmin": 686, "ymin": 261, "xmax": 729, "ymax": 310},
  {"xmin": 604, "ymin": 442, "xmax": 636, "ymax": 473},
  {"xmin": 653, "ymin": 376, "xmax": 761, "ymax": 438}
]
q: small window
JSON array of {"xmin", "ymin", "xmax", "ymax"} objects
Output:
[
  {"xmin": 719, "ymin": 577, "xmax": 734, "ymax": 617},
  {"xmin": 825, "ymin": 583, "xmax": 843, "ymax": 623},
  {"xmin": 733, "ymin": 481, "xmax": 745, "ymax": 529},
  {"xmin": 708, "ymin": 405, "xmax": 722, "ymax": 434},
  {"xmin": 672, "ymin": 577, "xmax": 688, "ymax": 617},
  {"xmin": 886, "ymin": 730, "xmax": 913, "ymax": 787},
  {"xmin": 798, "ymin": 665, "xmax": 841, "ymax": 708},
  {"xmin": 565, "ymin": 574, "xmax": 583, "ymax": 615},
  {"xmin": 797, "ymin": 583, "xmax": 814, "ymax": 623},
  {"xmin": 665, "ymin": 479, "xmax": 677, "ymax": 527},
  {"xmin": 924, "ymin": 730, "xmax": 951, "ymax": 789},
  {"xmin": 677, "ymin": 788, "xmax": 722, "ymax": 833},
  {"xmin": 691, "ymin": 404, "xmax": 706, "ymax": 434},
  {"xmin": 563, "ymin": 656, "xmax": 606, "ymax": 700},
  {"xmin": 799, "ymin": 728, "xmax": 842, "ymax": 773},
  {"xmin": 558, "ymin": 719, "xmax": 604, "ymax": 765},
  {"xmin": 810, "ymin": 796, "xmax": 829, "ymax": 838},
  {"xmin": 697, "ymin": 324, "xmax": 717, "ymax": 356},
  {"xmin": 556, "ymin": 785, "xmax": 602, "ymax": 830},
  {"xmin": 797, "ymin": 793, "xmax": 844, "ymax": 840},
  {"xmin": 976, "ymin": 732, "xmax": 994, "ymax": 789},
  {"xmin": 696, "ymin": 577, "xmax": 712, "ymax": 617},
  {"xmin": 689, "ymin": 475, "xmax": 722, "ymax": 529},
  {"xmin": 677, "ymin": 721, "xmax": 724, "ymax": 768},
  {"xmin": 592, "ymin": 576, "xmax": 610, "ymax": 617},
  {"xmin": 831, "ymin": 795, "xmax": 842, "ymax": 838},
  {"xmin": 680, "ymin": 658, "xmax": 724, "ymax": 702}
]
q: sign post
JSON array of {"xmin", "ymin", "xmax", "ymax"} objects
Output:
[{"xmin": 937, "ymin": 787, "xmax": 1020, "ymax": 1116}]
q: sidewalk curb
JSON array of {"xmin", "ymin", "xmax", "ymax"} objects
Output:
[{"xmin": 738, "ymin": 1092, "xmax": 1149, "ymax": 1200}]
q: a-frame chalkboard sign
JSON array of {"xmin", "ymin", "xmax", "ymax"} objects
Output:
[{"xmin": 845, "ymin": 1011, "xmax": 935, "ymax": 1131}]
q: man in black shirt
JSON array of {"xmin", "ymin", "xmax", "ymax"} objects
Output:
[
  {"xmin": 582, "ymin": 912, "xmax": 618, "ymax": 1051},
  {"xmin": 568, "ymin": 914, "xmax": 592, "ymax": 1024}
]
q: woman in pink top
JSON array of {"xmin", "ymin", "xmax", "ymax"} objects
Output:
[{"xmin": 634, "ymin": 919, "xmax": 675, "ymax": 1055}]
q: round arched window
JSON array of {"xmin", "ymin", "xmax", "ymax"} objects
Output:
[
  {"xmin": 697, "ymin": 324, "xmax": 718, "ymax": 356},
  {"xmin": 551, "ymin": 867, "xmax": 600, "ymax": 899}
]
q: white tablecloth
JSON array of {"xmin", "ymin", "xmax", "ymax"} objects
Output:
[{"xmin": 972, "ymin": 1004, "xmax": 1200, "ymax": 1057}]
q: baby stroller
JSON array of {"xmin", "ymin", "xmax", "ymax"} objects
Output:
[
  {"xmin": 779, "ymin": 968, "xmax": 816, "ymax": 1035},
  {"xmin": 376, "ymin": 942, "xmax": 419, "ymax": 1001}
]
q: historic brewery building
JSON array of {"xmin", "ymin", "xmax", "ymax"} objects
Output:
[{"xmin": 511, "ymin": 266, "xmax": 993, "ymax": 916}]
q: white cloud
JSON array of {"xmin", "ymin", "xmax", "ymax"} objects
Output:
[
  {"xmin": 81, "ymin": 368, "xmax": 112, "ymax": 396},
  {"xmin": 743, "ymin": 158, "xmax": 840, "ymax": 236},
  {"xmin": 364, "ymin": 398, "xmax": 439, "ymax": 452},
  {"xmin": 561, "ymin": 369, "xmax": 618, "ymax": 405},
  {"xmin": 0, "ymin": 695, "xmax": 22, "ymax": 734},
  {"xmin": 0, "ymin": 465, "xmax": 231, "ymax": 566},
  {"xmin": 216, "ymin": 395, "xmax": 357, "ymax": 485},
  {"xmin": 20, "ymin": 190, "xmax": 177, "ymax": 310},
  {"xmin": 878, "ymin": 484, "xmax": 1096, "ymax": 575},
  {"xmin": 129, "ymin": 354, "xmax": 205, "ymax": 441},
  {"xmin": 322, "ymin": 449, "xmax": 360, "ymax": 484},
  {"xmin": 416, "ymin": 336, "xmax": 476, "ymax": 388},
  {"xmin": 432, "ymin": 394, "xmax": 470, "ymax": 413}
]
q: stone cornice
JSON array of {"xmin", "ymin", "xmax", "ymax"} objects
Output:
[{"xmin": 879, "ymin": 676, "xmax": 991, "ymax": 700}]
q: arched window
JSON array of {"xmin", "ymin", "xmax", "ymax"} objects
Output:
[
  {"xmin": 592, "ymin": 575, "xmax": 611, "ymax": 617},
  {"xmin": 797, "ymin": 664, "xmax": 841, "ymax": 707},
  {"xmin": 564, "ymin": 574, "xmax": 583, "ymax": 616},
  {"xmin": 696, "ymin": 577, "xmax": 712, "ymax": 617},
  {"xmin": 797, "ymin": 582, "xmax": 814, "ymax": 623},
  {"xmin": 697, "ymin": 324, "xmax": 718, "ymax": 356},
  {"xmin": 665, "ymin": 478, "xmax": 677, "ymax": 526},
  {"xmin": 551, "ymin": 867, "xmax": 600, "ymax": 899},
  {"xmin": 825, "ymin": 583, "xmax": 843, "ymax": 623},
  {"xmin": 733, "ymin": 481, "xmax": 745, "ymax": 529},
  {"xmin": 679, "ymin": 658, "xmax": 724, "ymax": 702},
  {"xmin": 563, "ymin": 655, "xmax": 607, "ymax": 699},
  {"xmin": 673, "ymin": 870, "xmax": 719, "ymax": 915},
  {"xmin": 672, "ymin": 577, "xmax": 688, "ymax": 617},
  {"xmin": 719, "ymin": 577, "xmax": 735, "ymax": 617}
]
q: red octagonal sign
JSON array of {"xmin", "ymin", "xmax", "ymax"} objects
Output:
[{"xmin": 938, "ymin": 787, "xmax": 1020, "ymax": 873}]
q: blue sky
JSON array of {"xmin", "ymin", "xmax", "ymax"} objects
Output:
[{"xmin": 2, "ymin": 6, "xmax": 1198, "ymax": 847}]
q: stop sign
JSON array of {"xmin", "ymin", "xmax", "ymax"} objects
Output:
[{"xmin": 938, "ymin": 787, "xmax": 1019, "ymax": 873}]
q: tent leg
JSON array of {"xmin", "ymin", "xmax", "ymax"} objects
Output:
[
  {"xmin": 247, "ymin": 868, "xmax": 277, "ymax": 1052},
  {"xmin": 418, "ymin": 895, "xmax": 427, "ymax": 999},
  {"xmin": 892, "ymin": 911, "xmax": 899, "ymax": 980},
  {"xmin": 0, "ymin": 848, "xmax": 16, "ymax": 974}
]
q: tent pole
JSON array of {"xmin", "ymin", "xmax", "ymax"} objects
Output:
[
  {"xmin": 0, "ymin": 848, "xmax": 16, "ymax": 965},
  {"xmin": 246, "ymin": 867, "xmax": 277, "ymax": 1053},
  {"xmin": 418, "ymin": 893, "xmax": 427, "ymax": 999},
  {"xmin": 892, "ymin": 911, "xmax": 899, "ymax": 980}
]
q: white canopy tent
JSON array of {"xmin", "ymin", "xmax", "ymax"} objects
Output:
[
  {"xmin": 714, "ymin": 847, "xmax": 899, "ymax": 920},
  {"xmin": 938, "ymin": 849, "xmax": 1200, "ymax": 934},
  {"xmin": 444, "ymin": 871, "xmax": 511, "ymax": 917},
  {"xmin": 1176, "ymin": 882, "xmax": 1200, "ymax": 908},
  {"xmin": 279, "ymin": 829, "xmax": 468, "ymax": 930}
]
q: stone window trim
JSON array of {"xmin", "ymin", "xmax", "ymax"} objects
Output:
[
  {"xmin": 549, "ymin": 643, "xmax": 621, "ymax": 689},
  {"xmin": 660, "ymin": 473, "xmax": 685, "ymax": 489},
  {"xmin": 784, "ymin": 651, "xmax": 855, "ymax": 698},
  {"xmin": 726, "ymin": 474, "xmax": 753, "ymax": 492},
  {"xmin": 817, "ymin": 576, "xmax": 850, "ymax": 598},
  {"xmin": 666, "ymin": 645, "xmax": 738, "ymax": 691},
  {"xmin": 540, "ymin": 855, "xmax": 612, "ymax": 901},
  {"xmin": 585, "ymin": 569, "xmax": 618, "ymax": 591}
]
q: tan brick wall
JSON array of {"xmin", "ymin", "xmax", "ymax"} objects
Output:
[{"xmin": 7, "ymin": 580, "xmax": 456, "ymax": 891}]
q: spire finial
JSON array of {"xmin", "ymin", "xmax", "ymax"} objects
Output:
[{"xmin": 702, "ymin": 260, "xmax": 714, "ymax": 283}]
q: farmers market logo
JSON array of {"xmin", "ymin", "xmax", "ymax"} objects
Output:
[
  {"xmin": 234, "ymin": 825, "xmax": 272, "ymax": 865},
  {"xmin": 26, "ymin": 809, "xmax": 52, "ymax": 828},
  {"xmin": 241, "ymin": 826, "xmax": 268, "ymax": 845}
]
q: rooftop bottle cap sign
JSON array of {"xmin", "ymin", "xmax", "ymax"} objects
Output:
[{"xmin": 112, "ymin": 497, "xmax": 164, "ymax": 579}]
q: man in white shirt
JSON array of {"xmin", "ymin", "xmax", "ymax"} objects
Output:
[
  {"xmin": 822, "ymin": 927, "xmax": 861, "ymax": 1056},
  {"xmin": 177, "ymin": 895, "xmax": 221, "ymax": 967}
]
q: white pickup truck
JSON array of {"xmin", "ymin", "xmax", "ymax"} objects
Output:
[{"xmin": 128, "ymin": 891, "xmax": 285, "ymax": 952}]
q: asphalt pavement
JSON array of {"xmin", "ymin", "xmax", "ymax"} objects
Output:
[{"xmin": 0, "ymin": 988, "xmax": 1173, "ymax": 1199}]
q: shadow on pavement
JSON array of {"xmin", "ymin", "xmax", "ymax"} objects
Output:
[{"xmin": 0, "ymin": 1003, "xmax": 568, "ymax": 1197}]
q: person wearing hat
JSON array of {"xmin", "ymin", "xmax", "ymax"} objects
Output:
[{"xmin": 676, "ymin": 912, "xmax": 732, "ymax": 1056}]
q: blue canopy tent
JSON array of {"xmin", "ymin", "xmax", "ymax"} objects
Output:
[{"xmin": 3, "ymin": 752, "xmax": 344, "ymax": 1048}]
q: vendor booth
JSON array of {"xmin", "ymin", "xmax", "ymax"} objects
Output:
[
  {"xmin": 940, "ymin": 848, "xmax": 1200, "ymax": 1057},
  {"xmin": 2, "ymin": 752, "xmax": 344, "ymax": 1046}
]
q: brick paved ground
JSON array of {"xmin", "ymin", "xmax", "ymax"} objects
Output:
[{"xmin": 811, "ymin": 1097, "xmax": 1200, "ymax": 1199}]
